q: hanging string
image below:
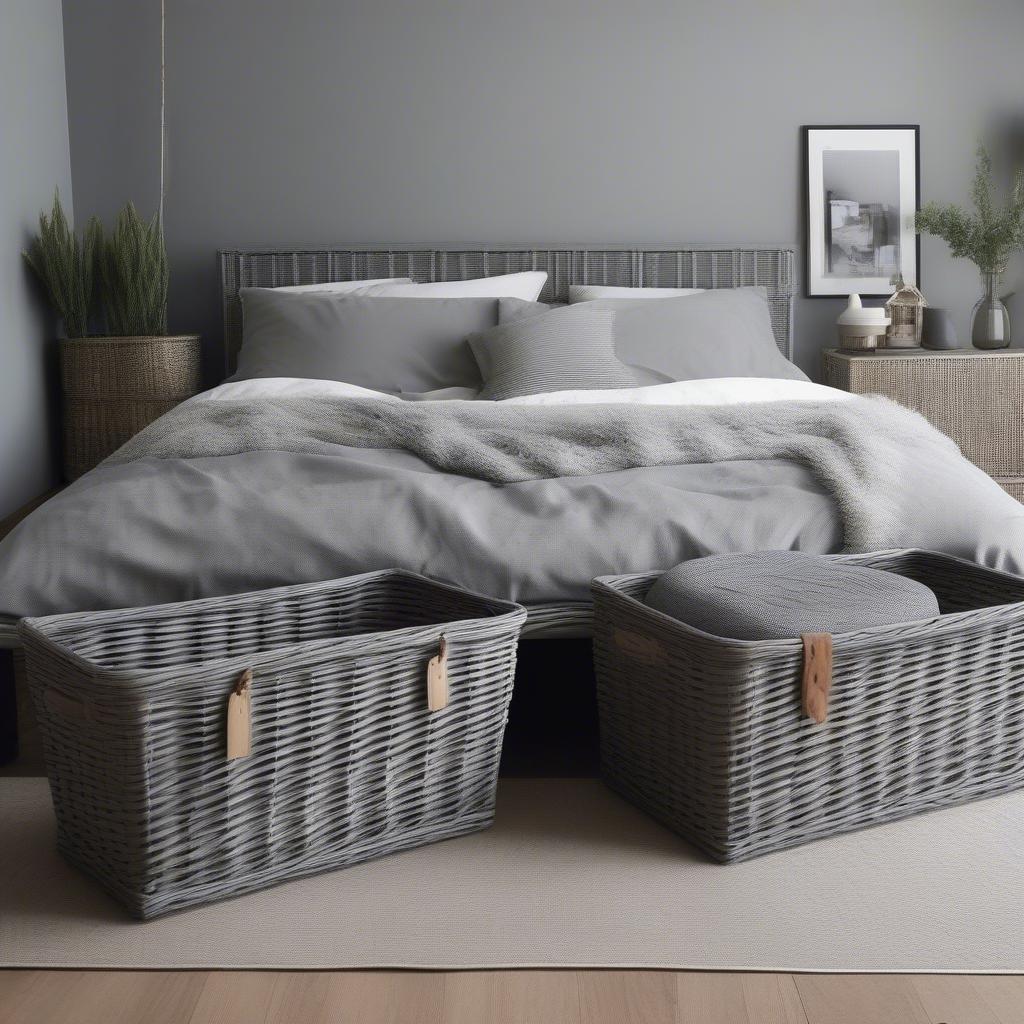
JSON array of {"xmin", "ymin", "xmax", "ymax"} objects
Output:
[{"xmin": 158, "ymin": 0, "xmax": 166, "ymax": 229}]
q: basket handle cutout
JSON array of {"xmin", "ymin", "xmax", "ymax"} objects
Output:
[
  {"xmin": 801, "ymin": 633, "xmax": 833, "ymax": 724},
  {"xmin": 44, "ymin": 688, "xmax": 91, "ymax": 723},
  {"xmin": 427, "ymin": 635, "xmax": 449, "ymax": 712},
  {"xmin": 226, "ymin": 668, "xmax": 253, "ymax": 760},
  {"xmin": 613, "ymin": 628, "xmax": 664, "ymax": 666}
]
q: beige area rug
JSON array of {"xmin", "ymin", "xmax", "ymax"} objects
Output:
[{"xmin": 1, "ymin": 776, "xmax": 1022, "ymax": 972}]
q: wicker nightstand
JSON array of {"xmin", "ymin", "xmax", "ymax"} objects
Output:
[{"xmin": 823, "ymin": 348, "xmax": 1024, "ymax": 502}]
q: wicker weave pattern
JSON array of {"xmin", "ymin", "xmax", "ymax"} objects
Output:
[
  {"xmin": 61, "ymin": 335, "xmax": 201, "ymax": 481},
  {"xmin": 219, "ymin": 247, "xmax": 796, "ymax": 373},
  {"xmin": 999, "ymin": 478, "xmax": 1024, "ymax": 502},
  {"xmin": 592, "ymin": 550, "xmax": 1024, "ymax": 863},
  {"xmin": 20, "ymin": 570, "xmax": 526, "ymax": 918},
  {"xmin": 823, "ymin": 350, "xmax": 1024, "ymax": 485}
]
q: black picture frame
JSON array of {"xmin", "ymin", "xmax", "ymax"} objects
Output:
[{"xmin": 802, "ymin": 124, "xmax": 921, "ymax": 298}]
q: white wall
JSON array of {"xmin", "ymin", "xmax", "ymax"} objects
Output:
[{"xmin": 0, "ymin": 0, "xmax": 72, "ymax": 517}]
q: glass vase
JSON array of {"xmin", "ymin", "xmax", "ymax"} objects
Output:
[{"xmin": 971, "ymin": 270, "xmax": 1011, "ymax": 349}]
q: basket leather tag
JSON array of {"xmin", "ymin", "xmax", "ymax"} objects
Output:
[
  {"xmin": 427, "ymin": 636, "xmax": 448, "ymax": 712},
  {"xmin": 226, "ymin": 669, "xmax": 252, "ymax": 760},
  {"xmin": 801, "ymin": 633, "xmax": 833, "ymax": 724}
]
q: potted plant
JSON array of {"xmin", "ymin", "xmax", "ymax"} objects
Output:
[
  {"xmin": 916, "ymin": 147, "xmax": 1024, "ymax": 349},
  {"xmin": 22, "ymin": 0, "xmax": 200, "ymax": 481},
  {"xmin": 23, "ymin": 195, "xmax": 201, "ymax": 481}
]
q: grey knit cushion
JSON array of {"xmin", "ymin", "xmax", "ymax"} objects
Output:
[
  {"xmin": 469, "ymin": 304, "xmax": 637, "ymax": 401},
  {"xmin": 643, "ymin": 551, "xmax": 940, "ymax": 640}
]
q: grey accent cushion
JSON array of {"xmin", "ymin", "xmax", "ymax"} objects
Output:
[
  {"xmin": 235, "ymin": 291, "xmax": 498, "ymax": 392},
  {"xmin": 469, "ymin": 305, "xmax": 637, "ymax": 401},
  {"xmin": 497, "ymin": 298, "xmax": 669, "ymax": 387},
  {"xmin": 643, "ymin": 550, "xmax": 940, "ymax": 641}
]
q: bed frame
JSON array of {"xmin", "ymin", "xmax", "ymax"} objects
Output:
[
  {"xmin": 0, "ymin": 245, "xmax": 797, "ymax": 649},
  {"xmin": 219, "ymin": 245, "xmax": 796, "ymax": 375}
]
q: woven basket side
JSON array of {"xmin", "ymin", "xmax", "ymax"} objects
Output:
[
  {"xmin": 593, "ymin": 551, "xmax": 1024, "ymax": 862},
  {"xmin": 38, "ymin": 571, "xmax": 514, "ymax": 674},
  {"xmin": 23, "ymin": 572, "xmax": 525, "ymax": 918},
  {"xmin": 60, "ymin": 335, "xmax": 201, "ymax": 481}
]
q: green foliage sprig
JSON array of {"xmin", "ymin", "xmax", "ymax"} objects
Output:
[
  {"xmin": 94, "ymin": 203, "xmax": 169, "ymax": 336},
  {"xmin": 23, "ymin": 195, "xmax": 170, "ymax": 338},
  {"xmin": 22, "ymin": 191, "xmax": 101, "ymax": 339},
  {"xmin": 916, "ymin": 147, "xmax": 1024, "ymax": 274}
]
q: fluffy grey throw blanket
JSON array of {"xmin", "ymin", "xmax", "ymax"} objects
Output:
[{"xmin": 106, "ymin": 392, "xmax": 971, "ymax": 553}]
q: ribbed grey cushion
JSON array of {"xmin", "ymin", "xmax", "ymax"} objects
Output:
[
  {"xmin": 469, "ymin": 305, "xmax": 637, "ymax": 401},
  {"xmin": 643, "ymin": 551, "xmax": 940, "ymax": 641},
  {"xmin": 495, "ymin": 299, "xmax": 670, "ymax": 388}
]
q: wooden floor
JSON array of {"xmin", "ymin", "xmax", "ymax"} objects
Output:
[{"xmin": 0, "ymin": 970, "xmax": 1021, "ymax": 1023}]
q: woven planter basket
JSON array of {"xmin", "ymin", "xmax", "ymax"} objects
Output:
[
  {"xmin": 592, "ymin": 549, "xmax": 1024, "ymax": 863},
  {"xmin": 20, "ymin": 570, "xmax": 526, "ymax": 918},
  {"xmin": 60, "ymin": 334, "xmax": 201, "ymax": 481}
]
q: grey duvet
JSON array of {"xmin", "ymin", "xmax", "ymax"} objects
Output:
[{"xmin": 1, "ymin": 376, "xmax": 1022, "ymax": 625}]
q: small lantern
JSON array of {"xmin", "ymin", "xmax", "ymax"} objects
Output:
[{"xmin": 884, "ymin": 277, "xmax": 927, "ymax": 348}]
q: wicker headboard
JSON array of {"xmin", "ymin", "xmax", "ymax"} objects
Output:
[{"xmin": 219, "ymin": 246, "xmax": 796, "ymax": 374}]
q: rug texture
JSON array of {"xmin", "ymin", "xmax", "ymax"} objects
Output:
[{"xmin": 1, "ymin": 777, "xmax": 1021, "ymax": 972}]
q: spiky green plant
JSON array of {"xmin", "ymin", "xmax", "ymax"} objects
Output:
[
  {"xmin": 94, "ymin": 202, "xmax": 169, "ymax": 336},
  {"xmin": 22, "ymin": 190, "xmax": 101, "ymax": 338},
  {"xmin": 916, "ymin": 147, "xmax": 1024, "ymax": 274}
]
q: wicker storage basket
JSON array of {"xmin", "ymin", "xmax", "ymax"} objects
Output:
[
  {"xmin": 20, "ymin": 570, "xmax": 526, "ymax": 918},
  {"xmin": 60, "ymin": 334, "xmax": 201, "ymax": 481},
  {"xmin": 592, "ymin": 550, "xmax": 1024, "ymax": 863}
]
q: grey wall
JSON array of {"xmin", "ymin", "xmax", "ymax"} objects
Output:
[
  {"xmin": 0, "ymin": 0, "xmax": 72, "ymax": 518},
  {"xmin": 62, "ymin": 0, "xmax": 1024, "ymax": 380}
]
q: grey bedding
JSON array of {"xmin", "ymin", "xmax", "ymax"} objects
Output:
[{"xmin": 1, "ymin": 387, "xmax": 1022, "ymax": 624}]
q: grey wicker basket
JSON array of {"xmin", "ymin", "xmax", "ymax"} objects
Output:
[
  {"xmin": 60, "ymin": 334, "xmax": 201, "ymax": 481},
  {"xmin": 592, "ymin": 550, "xmax": 1024, "ymax": 863},
  {"xmin": 20, "ymin": 570, "xmax": 526, "ymax": 918}
]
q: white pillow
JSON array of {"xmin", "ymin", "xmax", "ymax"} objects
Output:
[
  {"xmin": 568, "ymin": 284, "xmax": 704, "ymax": 303},
  {"xmin": 362, "ymin": 271, "xmax": 547, "ymax": 301},
  {"xmin": 271, "ymin": 277, "xmax": 412, "ymax": 294}
]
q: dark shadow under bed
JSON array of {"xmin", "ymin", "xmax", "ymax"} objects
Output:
[{"xmin": 499, "ymin": 639, "xmax": 600, "ymax": 778}]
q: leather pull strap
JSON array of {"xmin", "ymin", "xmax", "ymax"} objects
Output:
[
  {"xmin": 226, "ymin": 668, "xmax": 253, "ymax": 760},
  {"xmin": 801, "ymin": 633, "xmax": 833, "ymax": 724},
  {"xmin": 427, "ymin": 635, "xmax": 449, "ymax": 712}
]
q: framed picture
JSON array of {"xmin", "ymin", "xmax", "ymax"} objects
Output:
[{"xmin": 803, "ymin": 125, "xmax": 920, "ymax": 297}]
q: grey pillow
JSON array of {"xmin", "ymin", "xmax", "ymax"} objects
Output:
[
  {"xmin": 235, "ymin": 291, "xmax": 498, "ymax": 392},
  {"xmin": 469, "ymin": 305, "xmax": 637, "ymax": 401},
  {"xmin": 643, "ymin": 551, "xmax": 940, "ymax": 641},
  {"xmin": 611, "ymin": 288, "xmax": 808, "ymax": 383},
  {"xmin": 498, "ymin": 297, "xmax": 557, "ymax": 323},
  {"xmin": 499, "ymin": 291, "xmax": 806, "ymax": 384}
]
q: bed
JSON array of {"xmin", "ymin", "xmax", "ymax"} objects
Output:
[{"xmin": 0, "ymin": 244, "xmax": 1022, "ymax": 650}]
